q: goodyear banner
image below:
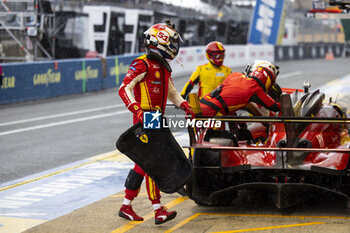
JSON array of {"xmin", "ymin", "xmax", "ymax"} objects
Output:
[
  {"xmin": 248, "ymin": 0, "xmax": 285, "ymax": 44},
  {"xmin": 0, "ymin": 55, "xmax": 138, "ymax": 105},
  {"xmin": 0, "ymin": 45, "xmax": 275, "ymax": 105}
]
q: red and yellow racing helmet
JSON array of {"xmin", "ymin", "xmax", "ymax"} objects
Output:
[
  {"xmin": 206, "ymin": 41, "xmax": 225, "ymax": 67},
  {"xmin": 144, "ymin": 20, "xmax": 182, "ymax": 60},
  {"xmin": 251, "ymin": 60, "xmax": 279, "ymax": 91}
]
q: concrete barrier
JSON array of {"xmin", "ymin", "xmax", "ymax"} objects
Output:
[
  {"xmin": 171, "ymin": 44, "xmax": 274, "ymax": 76},
  {"xmin": 0, "ymin": 44, "xmax": 274, "ymax": 105},
  {"xmin": 0, "ymin": 55, "xmax": 138, "ymax": 104},
  {"xmin": 274, "ymin": 43, "xmax": 345, "ymax": 61}
]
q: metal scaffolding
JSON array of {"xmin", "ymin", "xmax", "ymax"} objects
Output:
[{"xmin": 0, "ymin": 0, "xmax": 55, "ymax": 62}]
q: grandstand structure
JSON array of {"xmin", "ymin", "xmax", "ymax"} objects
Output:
[
  {"xmin": 0, "ymin": 0, "xmax": 348, "ymax": 62},
  {"xmin": 0, "ymin": 0, "xmax": 249, "ymax": 61}
]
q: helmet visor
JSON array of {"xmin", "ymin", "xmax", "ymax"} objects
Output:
[
  {"xmin": 208, "ymin": 52, "xmax": 225, "ymax": 60},
  {"xmin": 169, "ymin": 36, "xmax": 181, "ymax": 56}
]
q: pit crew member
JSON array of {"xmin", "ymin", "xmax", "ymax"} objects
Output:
[
  {"xmin": 180, "ymin": 41, "xmax": 231, "ymax": 100},
  {"xmin": 200, "ymin": 60, "xmax": 281, "ymax": 117}
]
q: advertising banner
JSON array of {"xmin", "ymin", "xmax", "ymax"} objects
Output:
[
  {"xmin": 0, "ymin": 55, "xmax": 138, "ymax": 105},
  {"xmin": 248, "ymin": 0, "xmax": 285, "ymax": 44},
  {"xmin": 0, "ymin": 45, "xmax": 274, "ymax": 105},
  {"xmin": 104, "ymin": 55, "xmax": 138, "ymax": 89}
]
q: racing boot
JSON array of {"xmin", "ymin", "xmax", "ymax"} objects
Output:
[
  {"xmin": 118, "ymin": 204, "xmax": 144, "ymax": 221},
  {"xmin": 154, "ymin": 206, "xmax": 177, "ymax": 224}
]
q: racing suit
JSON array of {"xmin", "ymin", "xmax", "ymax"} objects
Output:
[
  {"xmin": 199, "ymin": 72, "xmax": 280, "ymax": 116},
  {"xmin": 180, "ymin": 62, "xmax": 231, "ymax": 99},
  {"xmin": 118, "ymin": 54, "xmax": 185, "ymax": 204}
]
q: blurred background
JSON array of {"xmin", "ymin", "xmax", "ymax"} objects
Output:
[
  {"xmin": 0, "ymin": 0, "xmax": 349, "ymax": 61},
  {"xmin": 1, "ymin": 4, "xmax": 350, "ymax": 231},
  {"xmin": 1, "ymin": 0, "xmax": 350, "ymax": 104}
]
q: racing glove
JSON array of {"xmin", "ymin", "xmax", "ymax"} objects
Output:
[
  {"xmin": 243, "ymin": 64, "xmax": 252, "ymax": 76},
  {"xmin": 128, "ymin": 102, "xmax": 144, "ymax": 123},
  {"xmin": 268, "ymin": 83, "xmax": 282, "ymax": 102},
  {"xmin": 180, "ymin": 101, "xmax": 196, "ymax": 119}
]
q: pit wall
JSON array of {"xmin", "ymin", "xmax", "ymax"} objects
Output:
[
  {"xmin": 0, "ymin": 43, "xmax": 343, "ymax": 105},
  {"xmin": 274, "ymin": 43, "xmax": 345, "ymax": 61},
  {"xmin": 0, "ymin": 55, "xmax": 136, "ymax": 105}
]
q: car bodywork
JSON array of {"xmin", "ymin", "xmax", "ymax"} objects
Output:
[{"xmin": 185, "ymin": 87, "xmax": 350, "ymax": 209}]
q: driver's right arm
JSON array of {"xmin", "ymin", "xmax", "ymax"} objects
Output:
[{"xmin": 118, "ymin": 59, "xmax": 148, "ymax": 120}]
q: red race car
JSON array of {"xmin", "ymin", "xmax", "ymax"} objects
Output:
[{"xmin": 184, "ymin": 85, "xmax": 350, "ymax": 209}]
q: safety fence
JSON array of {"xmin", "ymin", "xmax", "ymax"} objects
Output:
[
  {"xmin": 0, "ymin": 55, "xmax": 136, "ymax": 104},
  {"xmin": 0, "ymin": 43, "xmax": 345, "ymax": 105},
  {"xmin": 0, "ymin": 44, "xmax": 274, "ymax": 105}
]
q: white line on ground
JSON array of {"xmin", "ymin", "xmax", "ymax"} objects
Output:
[
  {"xmin": 0, "ymin": 104, "xmax": 125, "ymax": 127},
  {"xmin": 0, "ymin": 110, "xmax": 129, "ymax": 136},
  {"xmin": 278, "ymin": 71, "xmax": 302, "ymax": 80}
]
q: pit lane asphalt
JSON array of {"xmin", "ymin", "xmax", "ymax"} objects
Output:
[
  {"xmin": 23, "ymin": 185, "xmax": 350, "ymax": 233},
  {"xmin": 1, "ymin": 58, "xmax": 350, "ymax": 233}
]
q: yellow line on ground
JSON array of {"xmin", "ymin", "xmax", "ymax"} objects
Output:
[
  {"xmin": 165, "ymin": 196, "xmax": 189, "ymax": 208},
  {"xmin": 212, "ymin": 222, "xmax": 325, "ymax": 233},
  {"xmin": 110, "ymin": 196, "xmax": 188, "ymax": 233},
  {"xmin": 165, "ymin": 213, "xmax": 201, "ymax": 233},
  {"xmin": 216, "ymin": 213, "xmax": 350, "ymax": 219},
  {"xmin": 0, "ymin": 150, "xmax": 122, "ymax": 192},
  {"xmin": 165, "ymin": 213, "xmax": 349, "ymax": 233},
  {"xmin": 87, "ymin": 150, "xmax": 122, "ymax": 160},
  {"xmin": 110, "ymin": 193, "xmax": 148, "ymax": 198},
  {"xmin": 110, "ymin": 191, "xmax": 172, "ymax": 198}
]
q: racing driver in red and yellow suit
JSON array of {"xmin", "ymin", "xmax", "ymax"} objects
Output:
[{"xmin": 118, "ymin": 21, "xmax": 195, "ymax": 225}]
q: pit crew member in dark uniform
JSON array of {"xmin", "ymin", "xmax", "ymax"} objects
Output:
[
  {"xmin": 180, "ymin": 41, "xmax": 231, "ymax": 100},
  {"xmin": 199, "ymin": 60, "xmax": 280, "ymax": 117},
  {"xmin": 118, "ymin": 20, "xmax": 195, "ymax": 225}
]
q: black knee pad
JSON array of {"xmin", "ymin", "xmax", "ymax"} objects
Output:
[{"xmin": 124, "ymin": 169, "xmax": 143, "ymax": 190}]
